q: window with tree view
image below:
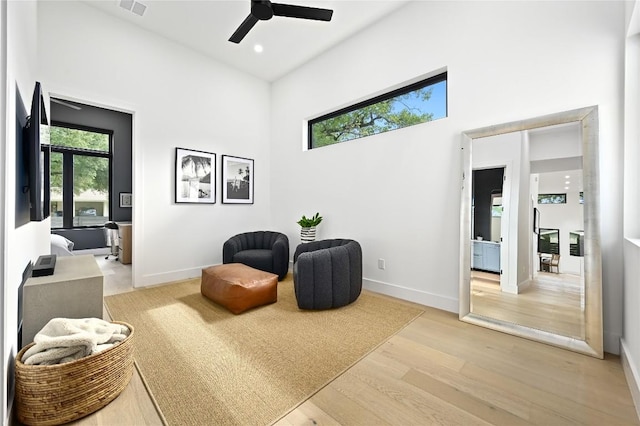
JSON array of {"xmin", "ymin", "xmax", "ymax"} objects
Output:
[
  {"xmin": 309, "ymin": 72, "xmax": 447, "ymax": 149},
  {"xmin": 50, "ymin": 125, "xmax": 111, "ymax": 229}
]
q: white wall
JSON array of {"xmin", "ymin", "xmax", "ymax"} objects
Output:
[
  {"xmin": 517, "ymin": 132, "xmax": 531, "ymax": 288},
  {"xmin": 270, "ymin": 1, "xmax": 626, "ymax": 352},
  {"xmin": 529, "ymin": 125, "xmax": 583, "ymax": 162},
  {"xmin": 3, "ymin": 1, "xmax": 50, "ymax": 423},
  {"xmin": 38, "ymin": 2, "xmax": 272, "ymax": 287},
  {"xmin": 622, "ymin": 0, "xmax": 640, "ymax": 416},
  {"xmin": 473, "ymin": 132, "xmax": 522, "ymax": 294}
]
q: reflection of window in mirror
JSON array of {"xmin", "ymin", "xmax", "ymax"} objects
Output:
[
  {"xmin": 570, "ymin": 230, "xmax": 584, "ymax": 257},
  {"xmin": 538, "ymin": 193, "xmax": 567, "ymax": 204},
  {"xmin": 538, "ymin": 228, "xmax": 560, "ymax": 254},
  {"xmin": 490, "ymin": 193, "xmax": 502, "ymax": 242},
  {"xmin": 491, "ymin": 194, "xmax": 502, "ymax": 217}
]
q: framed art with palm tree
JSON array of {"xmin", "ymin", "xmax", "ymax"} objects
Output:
[
  {"xmin": 175, "ymin": 147, "xmax": 216, "ymax": 204},
  {"xmin": 221, "ymin": 155, "xmax": 254, "ymax": 204}
]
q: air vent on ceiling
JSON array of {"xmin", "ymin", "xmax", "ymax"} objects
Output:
[{"xmin": 120, "ymin": 0, "xmax": 147, "ymax": 17}]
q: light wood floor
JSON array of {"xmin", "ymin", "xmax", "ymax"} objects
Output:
[
  {"xmin": 471, "ymin": 270, "xmax": 585, "ymax": 339},
  {"xmin": 60, "ymin": 257, "xmax": 638, "ymax": 425}
]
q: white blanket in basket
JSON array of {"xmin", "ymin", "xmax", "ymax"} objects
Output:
[{"xmin": 22, "ymin": 318, "xmax": 130, "ymax": 365}]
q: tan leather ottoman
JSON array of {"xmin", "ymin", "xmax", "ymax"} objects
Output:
[{"xmin": 201, "ymin": 263, "xmax": 278, "ymax": 314}]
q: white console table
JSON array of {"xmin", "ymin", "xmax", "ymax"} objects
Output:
[{"xmin": 22, "ymin": 255, "xmax": 104, "ymax": 348}]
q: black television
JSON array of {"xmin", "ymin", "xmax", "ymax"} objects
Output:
[{"xmin": 23, "ymin": 81, "xmax": 51, "ymax": 222}]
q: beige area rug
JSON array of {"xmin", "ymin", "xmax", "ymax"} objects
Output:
[{"xmin": 104, "ymin": 275, "xmax": 423, "ymax": 425}]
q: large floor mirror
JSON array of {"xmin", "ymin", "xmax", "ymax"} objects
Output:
[{"xmin": 459, "ymin": 106, "xmax": 603, "ymax": 358}]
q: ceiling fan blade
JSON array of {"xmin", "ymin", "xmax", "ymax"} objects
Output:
[
  {"xmin": 229, "ymin": 14, "xmax": 260, "ymax": 43},
  {"xmin": 271, "ymin": 3, "xmax": 333, "ymax": 21}
]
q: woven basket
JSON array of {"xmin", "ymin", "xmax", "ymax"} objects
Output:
[{"xmin": 15, "ymin": 321, "xmax": 135, "ymax": 426}]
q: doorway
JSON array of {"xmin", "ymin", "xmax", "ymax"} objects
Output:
[{"xmin": 49, "ymin": 97, "xmax": 132, "ymax": 250}]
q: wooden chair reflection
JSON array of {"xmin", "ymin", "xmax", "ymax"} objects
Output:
[{"xmin": 540, "ymin": 253, "xmax": 560, "ymax": 273}]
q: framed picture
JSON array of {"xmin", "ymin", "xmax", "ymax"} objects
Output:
[
  {"xmin": 175, "ymin": 148, "xmax": 216, "ymax": 204},
  {"xmin": 119, "ymin": 192, "xmax": 132, "ymax": 208},
  {"xmin": 533, "ymin": 207, "xmax": 540, "ymax": 234},
  {"xmin": 221, "ymin": 155, "xmax": 254, "ymax": 204}
]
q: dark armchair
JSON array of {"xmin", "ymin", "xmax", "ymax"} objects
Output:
[
  {"xmin": 293, "ymin": 239, "xmax": 362, "ymax": 310},
  {"xmin": 223, "ymin": 231, "xmax": 290, "ymax": 280}
]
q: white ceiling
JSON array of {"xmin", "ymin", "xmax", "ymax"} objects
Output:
[
  {"xmin": 538, "ymin": 170, "xmax": 583, "ymax": 193},
  {"xmin": 82, "ymin": 0, "xmax": 408, "ymax": 82}
]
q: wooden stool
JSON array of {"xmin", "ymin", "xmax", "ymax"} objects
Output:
[{"xmin": 201, "ymin": 263, "xmax": 278, "ymax": 314}]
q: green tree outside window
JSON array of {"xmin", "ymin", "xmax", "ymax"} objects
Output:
[
  {"xmin": 310, "ymin": 76, "xmax": 447, "ymax": 149},
  {"xmin": 50, "ymin": 126, "xmax": 109, "ymax": 194}
]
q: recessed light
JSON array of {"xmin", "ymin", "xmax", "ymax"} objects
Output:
[
  {"xmin": 565, "ymin": 181, "xmax": 570, "ymax": 184},
  {"xmin": 254, "ymin": 44, "xmax": 264, "ymax": 53},
  {"xmin": 565, "ymin": 186, "xmax": 570, "ymax": 190},
  {"xmin": 565, "ymin": 175, "xmax": 570, "ymax": 179}
]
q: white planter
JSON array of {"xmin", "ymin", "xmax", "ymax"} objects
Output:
[{"xmin": 300, "ymin": 226, "xmax": 316, "ymax": 243}]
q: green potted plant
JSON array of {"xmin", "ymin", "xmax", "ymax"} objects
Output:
[{"xmin": 297, "ymin": 212, "xmax": 322, "ymax": 242}]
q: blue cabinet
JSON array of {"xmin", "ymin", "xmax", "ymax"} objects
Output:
[{"xmin": 472, "ymin": 241, "xmax": 501, "ymax": 273}]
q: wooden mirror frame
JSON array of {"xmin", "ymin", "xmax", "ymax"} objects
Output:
[{"xmin": 459, "ymin": 106, "xmax": 603, "ymax": 358}]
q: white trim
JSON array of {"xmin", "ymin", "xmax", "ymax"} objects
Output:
[
  {"xmin": 74, "ymin": 248, "xmax": 109, "ymax": 256},
  {"xmin": 621, "ymin": 339, "xmax": 640, "ymax": 420},
  {"xmin": 628, "ymin": 0, "xmax": 640, "ymax": 37},
  {"xmin": 287, "ymin": 260, "xmax": 457, "ymax": 313},
  {"xmin": 137, "ymin": 263, "xmax": 219, "ymax": 288},
  {"xmin": 363, "ymin": 278, "xmax": 458, "ymax": 314},
  {"xmin": 1, "ymin": 0, "xmax": 7, "ymax": 422},
  {"xmin": 518, "ymin": 278, "xmax": 532, "ymax": 292}
]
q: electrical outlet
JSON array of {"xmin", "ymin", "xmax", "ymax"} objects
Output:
[{"xmin": 378, "ymin": 258, "xmax": 386, "ymax": 270}]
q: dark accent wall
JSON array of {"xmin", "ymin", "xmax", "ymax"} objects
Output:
[
  {"xmin": 51, "ymin": 99, "xmax": 132, "ymax": 249},
  {"xmin": 472, "ymin": 168, "xmax": 504, "ymax": 241}
]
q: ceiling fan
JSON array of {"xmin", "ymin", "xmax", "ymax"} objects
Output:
[{"xmin": 229, "ymin": 0, "xmax": 334, "ymax": 44}]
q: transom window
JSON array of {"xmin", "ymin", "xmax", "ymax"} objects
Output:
[
  {"xmin": 50, "ymin": 124, "xmax": 112, "ymax": 229},
  {"xmin": 308, "ymin": 72, "xmax": 447, "ymax": 149},
  {"xmin": 538, "ymin": 193, "xmax": 567, "ymax": 204}
]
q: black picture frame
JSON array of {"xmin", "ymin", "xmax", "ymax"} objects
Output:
[
  {"xmin": 221, "ymin": 155, "xmax": 254, "ymax": 204},
  {"xmin": 175, "ymin": 148, "xmax": 216, "ymax": 204},
  {"xmin": 533, "ymin": 207, "xmax": 540, "ymax": 234}
]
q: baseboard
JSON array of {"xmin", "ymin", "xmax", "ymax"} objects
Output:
[
  {"xmin": 287, "ymin": 261, "xmax": 457, "ymax": 313},
  {"xmin": 621, "ymin": 339, "xmax": 640, "ymax": 420},
  {"xmin": 518, "ymin": 278, "xmax": 531, "ymax": 292},
  {"xmin": 75, "ymin": 248, "xmax": 110, "ymax": 256},
  {"xmin": 362, "ymin": 278, "xmax": 458, "ymax": 313},
  {"xmin": 137, "ymin": 264, "xmax": 219, "ymax": 287}
]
